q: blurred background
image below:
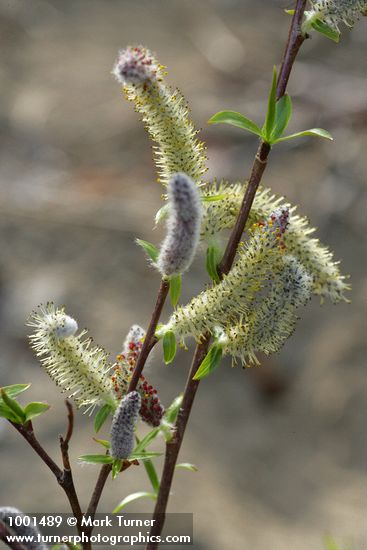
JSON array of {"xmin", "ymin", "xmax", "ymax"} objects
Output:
[{"xmin": 0, "ymin": 1, "xmax": 366, "ymax": 549}]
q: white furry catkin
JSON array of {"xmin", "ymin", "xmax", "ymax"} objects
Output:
[
  {"xmin": 0, "ymin": 507, "xmax": 48, "ymax": 550},
  {"xmin": 307, "ymin": 0, "xmax": 367, "ymax": 31},
  {"xmin": 156, "ymin": 173, "xmax": 202, "ymax": 276},
  {"xmin": 110, "ymin": 391, "xmax": 141, "ymax": 460}
]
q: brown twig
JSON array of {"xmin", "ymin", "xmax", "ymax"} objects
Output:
[
  {"xmin": 147, "ymin": 2, "xmax": 308, "ymax": 547},
  {"xmin": 59, "ymin": 400, "xmax": 74, "ymax": 470},
  {"xmin": 128, "ymin": 278, "xmax": 170, "ymax": 392},
  {"xmin": 86, "ymin": 464, "xmax": 112, "ymax": 521},
  {"xmin": 0, "ymin": 521, "xmax": 27, "ymax": 550}
]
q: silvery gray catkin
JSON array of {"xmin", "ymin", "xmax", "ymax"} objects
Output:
[
  {"xmin": 110, "ymin": 391, "xmax": 141, "ymax": 460},
  {"xmin": 156, "ymin": 172, "xmax": 202, "ymax": 277},
  {"xmin": 0, "ymin": 507, "xmax": 48, "ymax": 550}
]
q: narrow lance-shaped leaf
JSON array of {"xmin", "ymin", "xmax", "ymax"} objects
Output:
[
  {"xmin": 0, "ymin": 384, "xmax": 30, "ymax": 400},
  {"xmin": 311, "ymin": 19, "xmax": 340, "ymax": 42},
  {"xmin": 208, "ymin": 111, "xmax": 262, "ymax": 137},
  {"xmin": 0, "ymin": 389, "xmax": 26, "ymax": 423},
  {"xmin": 133, "ymin": 428, "xmax": 160, "ymax": 454},
  {"xmin": 193, "ymin": 344, "xmax": 223, "ymax": 380},
  {"xmin": 79, "ymin": 454, "xmax": 114, "ymax": 465},
  {"xmin": 113, "ymin": 492, "xmax": 157, "ymax": 514},
  {"xmin": 270, "ymin": 93, "xmax": 292, "ymax": 143},
  {"xmin": 176, "ymin": 463, "xmax": 198, "ymax": 472},
  {"xmin": 112, "ymin": 458, "xmax": 123, "ymax": 480},
  {"xmin": 94, "ymin": 403, "xmax": 113, "ymax": 433},
  {"xmin": 163, "ymin": 330, "xmax": 177, "ymax": 365},
  {"xmin": 206, "ymin": 244, "xmax": 222, "ymax": 284},
  {"xmin": 143, "ymin": 459, "xmax": 160, "ymax": 493},
  {"xmin": 274, "ymin": 128, "xmax": 333, "ymax": 143},
  {"xmin": 263, "ymin": 66, "xmax": 278, "ymax": 142},
  {"xmin": 164, "ymin": 394, "xmax": 183, "ymax": 424},
  {"xmin": 169, "ymin": 274, "xmax": 182, "ymax": 307},
  {"xmin": 136, "ymin": 239, "xmax": 159, "ymax": 263}
]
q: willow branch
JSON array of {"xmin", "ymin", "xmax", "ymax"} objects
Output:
[
  {"xmin": 147, "ymin": 2, "xmax": 308, "ymax": 547},
  {"xmin": 0, "ymin": 522, "xmax": 27, "ymax": 550},
  {"xmin": 86, "ymin": 464, "xmax": 112, "ymax": 522}
]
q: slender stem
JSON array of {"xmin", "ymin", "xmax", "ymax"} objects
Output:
[
  {"xmin": 128, "ymin": 278, "xmax": 170, "ymax": 392},
  {"xmin": 86, "ymin": 464, "xmax": 112, "ymax": 521},
  {"xmin": 147, "ymin": 3, "xmax": 308, "ymax": 547},
  {"xmin": 0, "ymin": 522, "xmax": 27, "ymax": 550}
]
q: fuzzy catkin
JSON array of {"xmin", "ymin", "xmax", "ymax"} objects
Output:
[
  {"xmin": 201, "ymin": 181, "xmax": 349, "ymax": 303},
  {"xmin": 111, "ymin": 325, "xmax": 165, "ymax": 427},
  {"xmin": 156, "ymin": 173, "xmax": 202, "ymax": 276},
  {"xmin": 110, "ymin": 391, "xmax": 141, "ymax": 460},
  {"xmin": 113, "ymin": 46, "xmax": 207, "ymax": 187},
  {"xmin": 222, "ymin": 255, "xmax": 312, "ymax": 366},
  {"xmin": 309, "ymin": 0, "xmax": 367, "ymax": 31},
  {"xmin": 27, "ymin": 303, "xmax": 116, "ymax": 413},
  {"xmin": 0, "ymin": 507, "xmax": 48, "ymax": 550},
  {"xmin": 163, "ymin": 207, "xmax": 289, "ymax": 341}
]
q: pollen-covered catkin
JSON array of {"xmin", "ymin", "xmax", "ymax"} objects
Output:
[
  {"xmin": 201, "ymin": 181, "xmax": 349, "ymax": 303},
  {"xmin": 112, "ymin": 46, "xmax": 207, "ymax": 187},
  {"xmin": 111, "ymin": 325, "xmax": 165, "ymax": 427},
  {"xmin": 110, "ymin": 391, "xmax": 141, "ymax": 460},
  {"xmin": 27, "ymin": 303, "xmax": 116, "ymax": 413},
  {"xmin": 156, "ymin": 173, "xmax": 202, "ymax": 276},
  {"xmin": 0, "ymin": 507, "xmax": 48, "ymax": 550},
  {"xmin": 222, "ymin": 255, "xmax": 312, "ymax": 366},
  {"xmin": 307, "ymin": 0, "xmax": 367, "ymax": 31},
  {"xmin": 163, "ymin": 207, "xmax": 289, "ymax": 340}
]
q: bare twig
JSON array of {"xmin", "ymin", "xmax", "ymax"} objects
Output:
[
  {"xmin": 86, "ymin": 464, "xmax": 112, "ymax": 522},
  {"xmin": 147, "ymin": 2, "xmax": 308, "ymax": 547},
  {"xmin": 59, "ymin": 400, "xmax": 74, "ymax": 470}
]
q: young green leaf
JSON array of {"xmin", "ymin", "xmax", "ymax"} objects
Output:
[
  {"xmin": 201, "ymin": 194, "xmax": 227, "ymax": 202},
  {"xmin": 0, "ymin": 402, "xmax": 22, "ymax": 423},
  {"xmin": 175, "ymin": 463, "xmax": 198, "ymax": 472},
  {"xmin": 206, "ymin": 244, "xmax": 222, "ymax": 284},
  {"xmin": 208, "ymin": 111, "xmax": 262, "ymax": 137},
  {"xmin": 193, "ymin": 344, "xmax": 223, "ymax": 380},
  {"xmin": 94, "ymin": 403, "xmax": 113, "ymax": 433},
  {"xmin": 154, "ymin": 204, "xmax": 169, "ymax": 226},
  {"xmin": 112, "ymin": 492, "xmax": 157, "ymax": 513},
  {"xmin": 0, "ymin": 389, "xmax": 26, "ymax": 423},
  {"xmin": 312, "ymin": 19, "xmax": 340, "ymax": 42},
  {"xmin": 143, "ymin": 459, "xmax": 160, "ymax": 493},
  {"xmin": 163, "ymin": 330, "xmax": 177, "ymax": 365},
  {"xmin": 164, "ymin": 394, "xmax": 183, "ymax": 424},
  {"xmin": 24, "ymin": 402, "xmax": 50, "ymax": 422},
  {"xmin": 0, "ymin": 384, "xmax": 30, "ymax": 400},
  {"xmin": 93, "ymin": 438, "xmax": 111, "ymax": 449},
  {"xmin": 263, "ymin": 66, "xmax": 278, "ymax": 142},
  {"xmin": 169, "ymin": 274, "xmax": 182, "ymax": 307},
  {"xmin": 134, "ymin": 428, "xmax": 160, "ymax": 454},
  {"xmin": 274, "ymin": 128, "xmax": 333, "ymax": 143},
  {"xmin": 129, "ymin": 451, "xmax": 162, "ymax": 461},
  {"xmin": 78, "ymin": 454, "xmax": 114, "ymax": 465},
  {"xmin": 112, "ymin": 458, "xmax": 123, "ymax": 480},
  {"xmin": 270, "ymin": 94, "xmax": 292, "ymax": 142},
  {"xmin": 324, "ymin": 537, "xmax": 341, "ymax": 550},
  {"xmin": 136, "ymin": 239, "xmax": 159, "ymax": 263}
]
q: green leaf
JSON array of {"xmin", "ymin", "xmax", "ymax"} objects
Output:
[
  {"xmin": 285, "ymin": 9, "xmax": 295, "ymax": 15},
  {"xmin": 312, "ymin": 19, "xmax": 340, "ymax": 42},
  {"xmin": 206, "ymin": 244, "xmax": 222, "ymax": 284},
  {"xmin": 0, "ymin": 384, "xmax": 30, "ymax": 400},
  {"xmin": 0, "ymin": 389, "xmax": 26, "ymax": 423},
  {"xmin": 193, "ymin": 344, "xmax": 223, "ymax": 380},
  {"xmin": 270, "ymin": 93, "xmax": 292, "ymax": 142},
  {"xmin": 143, "ymin": 459, "xmax": 160, "ymax": 493},
  {"xmin": 164, "ymin": 394, "xmax": 183, "ymax": 424},
  {"xmin": 0, "ymin": 402, "xmax": 23, "ymax": 423},
  {"xmin": 93, "ymin": 438, "xmax": 111, "ymax": 449},
  {"xmin": 94, "ymin": 403, "xmax": 113, "ymax": 433},
  {"xmin": 129, "ymin": 452, "xmax": 162, "ymax": 461},
  {"xmin": 154, "ymin": 204, "xmax": 169, "ymax": 226},
  {"xmin": 134, "ymin": 428, "xmax": 160, "ymax": 454},
  {"xmin": 263, "ymin": 66, "xmax": 278, "ymax": 142},
  {"xmin": 136, "ymin": 239, "xmax": 159, "ymax": 263},
  {"xmin": 112, "ymin": 458, "xmax": 123, "ymax": 480},
  {"xmin": 78, "ymin": 454, "xmax": 113, "ymax": 465},
  {"xmin": 324, "ymin": 537, "xmax": 341, "ymax": 550},
  {"xmin": 24, "ymin": 402, "xmax": 50, "ymax": 422},
  {"xmin": 274, "ymin": 128, "xmax": 333, "ymax": 143},
  {"xmin": 176, "ymin": 463, "xmax": 198, "ymax": 472},
  {"xmin": 163, "ymin": 330, "xmax": 176, "ymax": 365},
  {"xmin": 169, "ymin": 275, "xmax": 181, "ymax": 307},
  {"xmin": 208, "ymin": 111, "xmax": 262, "ymax": 137},
  {"xmin": 201, "ymin": 194, "xmax": 227, "ymax": 202},
  {"xmin": 112, "ymin": 492, "xmax": 157, "ymax": 513}
]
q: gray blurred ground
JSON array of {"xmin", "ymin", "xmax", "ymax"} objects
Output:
[{"xmin": 0, "ymin": 1, "xmax": 367, "ymax": 549}]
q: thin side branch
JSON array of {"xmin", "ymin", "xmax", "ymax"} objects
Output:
[
  {"xmin": 86, "ymin": 464, "xmax": 112, "ymax": 521},
  {"xmin": 147, "ymin": 2, "xmax": 308, "ymax": 547},
  {"xmin": 128, "ymin": 277, "xmax": 170, "ymax": 392}
]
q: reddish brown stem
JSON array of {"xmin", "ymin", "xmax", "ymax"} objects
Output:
[
  {"xmin": 0, "ymin": 522, "xmax": 27, "ymax": 550},
  {"xmin": 147, "ymin": 2, "xmax": 308, "ymax": 547},
  {"xmin": 86, "ymin": 463, "xmax": 112, "ymax": 522},
  {"xmin": 128, "ymin": 278, "xmax": 170, "ymax": 392}
]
